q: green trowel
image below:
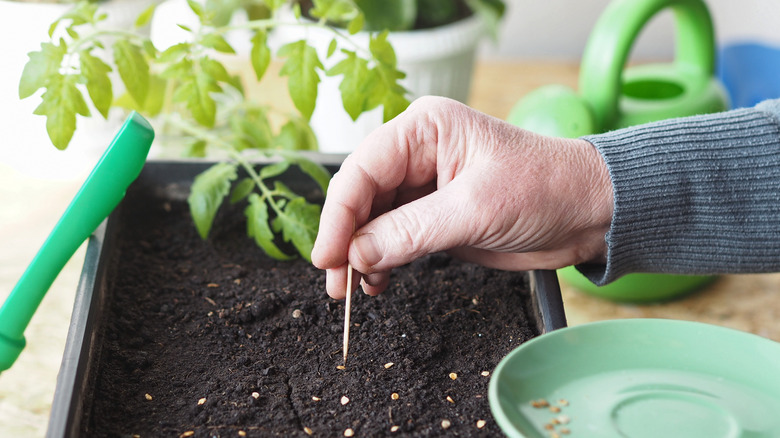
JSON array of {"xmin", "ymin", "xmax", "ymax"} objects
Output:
[{"xmin": 0, "ymin": 111, "xmax": 154, "ymax": 372}]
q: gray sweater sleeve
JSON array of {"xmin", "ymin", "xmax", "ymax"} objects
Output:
[{"xmin": 577, "ymin": 98, "xmax": 780, "ymax": 285}]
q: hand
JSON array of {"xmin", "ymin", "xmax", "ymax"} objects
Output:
[{"xmin": 311, "ymin": 96, "xmax": 613, "ymax": 299}]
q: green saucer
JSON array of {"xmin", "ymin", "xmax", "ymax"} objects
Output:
[{"xmin": 489, "ymin": 319, "xmax": 780, "ymax": 438}]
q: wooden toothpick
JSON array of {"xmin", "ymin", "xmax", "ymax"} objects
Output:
[{"xmin": 343, "ymin": 264, "xmax": 353, "ymax": 365}]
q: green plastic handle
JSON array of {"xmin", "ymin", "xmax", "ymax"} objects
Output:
[
  {"xmin": 0, "ymin": 111, "xmax": 154, "ymax": 372},
  {"xmin": 579, "ymin": 0, "xmax": 716, "ymax": 130}
]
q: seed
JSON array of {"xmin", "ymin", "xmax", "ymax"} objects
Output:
[
  {"xmin": 544, "ymin": 423, "xmax": 555, "ymax": 430},
  {"xmin": 292, "ymin": 309, "xmax": 302, "ymax": 318},
  {"xmin": 391, "ymin": 393, "xmax": 399, "ymax": 400},
  {"xmin": 472, "ymin": 298, "xmax": 478, "ymax": 305},
  {"xmin": 336, "ymin": 365, "xmax": 346, "ymax": 370},
  {"xmin": 145, "ymin": 394, "xmax": 153, "ymax": 401},
  {"xmin": 238, "ymin": 431, "xmax": 247, "ymax": 437},
  {"xmin": 549, "ymin": 406, "xmax": 561, "ymax": 413},
  {"xmin": 449, "ymin": 373, "xmax": 458, "ymax": 380},
  {"xmin": 481, "ymin": 371, "xmax": 490, "ymax": 377},
  {"xmin": 251, "ymin": 392, "xmax": 260, "ymax": 399},
  {"xmin": 558, "ymin": 399, "xmax": 569, "ymax": 406},
  {"xmin": 557, "ymin": 415, "xmax": 570, "ymax": 424},
  {"xmin": 341, "ymin": 396, "xmax": 350, "ymax": 405},
  {"xmin": 560, "ymin": 427, "xmax": 571, "ymax": 435},
  {"xmin": 197, "ymin": 398, "xmax": 206, "ymax": 406},
  {"xmin": 390, "ymin": 425, "xmax": 399, "ymax": 432},
  {"xmin": 180, "ymin": 432, "xmax": 194, "ymax": 438},
  {"xmin": 344, "ymin": 428, "xmax": 354, "ymax": 437},
  {"xmin": 303, "ymin": 426, "xmax": 314, "ymax": 435},
  {"xmin": 476, "ymin": 420, "xmax": 486, "ymax": 429},
  {"xmin": 441, "ymin": 419, "xmax": 451, "ymax": 429},
  {"xmin": 531, "ymin": 399, "xmax": 549, "ymax": 408},
  {"xmin": 312, "ymin": 396, "xmax": 321, "ymax": 402},
  {"xmin": 446, "ymin": 396, "xmax": 454, "ymax": 404},
  {"xmin": 384, "ymin": 362, "xmax": 394, "ymax": 369},
  {"xmin": 207, "ymin": 283, "xmax": 219, "ymax": 288},
  {"xmin": 551, "ymin": 433, "xmax": 560, "ymax": 438}
]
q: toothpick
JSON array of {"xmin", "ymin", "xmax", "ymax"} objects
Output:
[{"xmin": 342, "ymin": 264, "xmax": 353, "ymax": 365}]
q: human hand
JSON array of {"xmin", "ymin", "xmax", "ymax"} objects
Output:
[{"xmin": 311, "ymin": 96, "xmax": 613, "ymax": 299}]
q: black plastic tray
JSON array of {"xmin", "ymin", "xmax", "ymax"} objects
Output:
[{"xmin": 45, "ymin": 157, "xmax": 567, "ymax": 437}]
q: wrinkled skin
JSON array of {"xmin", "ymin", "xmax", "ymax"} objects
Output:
[{"xmin": 311, "ymin": 96, "xmax": 614, "ymax": 299}]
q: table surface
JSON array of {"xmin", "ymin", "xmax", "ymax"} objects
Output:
[{"xmin": 1, "ymin": 59, "xmax": 779, "ymax": 437}]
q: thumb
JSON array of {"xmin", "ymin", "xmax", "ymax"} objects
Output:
[{"xmin": 348, "ymin": 179, "xmax": 478, "ymax": 273}]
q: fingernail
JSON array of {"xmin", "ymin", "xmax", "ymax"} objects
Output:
[{"xmin": 353, "ymin": 233, "xmax": 382, "ymax": 267}]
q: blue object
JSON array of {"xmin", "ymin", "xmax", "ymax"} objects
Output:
[{"xmin": 718, "ymin": 42, "xmax": 780, "ymax": 109}]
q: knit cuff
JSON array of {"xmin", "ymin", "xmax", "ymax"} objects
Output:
[{"xmin": 578, "ymin": 104, "xmax": 780, "ymax": 285}]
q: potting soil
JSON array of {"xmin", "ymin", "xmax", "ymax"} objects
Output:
[{"xmin": 81, "ymin": 185, "xmax": 537, "ymax": 437}]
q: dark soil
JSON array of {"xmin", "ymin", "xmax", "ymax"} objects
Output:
[{"xmin": 80, "ymin": 180, "xmax": 538, "ymax": 437}]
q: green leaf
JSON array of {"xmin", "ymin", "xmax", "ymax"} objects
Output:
[
  {"xmin": 326, "ymin": 38, "xmax": 338, "ymax": 58},
  {"xmin": 292, "ymin": 157, "xmax": 331, "ymax": 195},
  {"xmin": 203, "ymin": 0, "xmax": 243, "ymax": 26},
  {"xmin": 273, "ymin": 118, "xmax": 318, "ymax": 151},
  {"xmin": 382, "ymin": 88, "xmax": 410, "ymax": 122},
  {"xmin": 310, "ymin": 0, "xmax": 360, "ymax": 24},
  {"xmin": 263, "ymin": 0, "xmax": 286, "ymax": 12},
  {"xmin": 246, "ymin": 194, "xmax": 295, "ymax": 260},
  {"xmin": 369, "ymin": 31, "xmax": 397, "ymax": 68},
  {"xmin": 186, "ymin": 0, "xmax": 205, "ymax": 18},
  {"xmin": 272, "ymin": 180, "xmax": 297, "ymax": 199},
  {"xmin": 355, "ymin": 0, "xmax": 415, "ymax": 31},
  {"xmin": 327, "ymin": 49, "xmax": 370, "ymax": 120},
  {"xmin": 19, "ymin": 42, "xmax": 66, "ymax": 99},
  {"xmin": 278, "ymin": 40, "xmax": 322, "ymax": 120},
  {"xmin": 113, "ymin": 39, "xmax": 149, "ymax": 107},
  {"xmin": 259, "ymin": 161, "xmax": 290, "ymax": 179},
  {"xmin": 230, "ymin": 108, "xmax": 272, "ymax": 150},
  {"xmin": 201, "ymin": 33, "xmax": 235, "ymax": 54},
  {"xmin": 135, "ymin": 3, "xmax": 158, "ymax": 27},
  {"xmin": 188, "ymin": 162, "xmax": 238, "ymax": 239},
  {"xmin": 200, "ymin": 57, "xmax": 231, "ymax": 83},
  {"xmin": 160, "ymin": 57, "xmax": 194, "ymax": 79},
  {"xmin": 173, "ymin": 71, "xmax": 221, "ymax": 127},
  {"xmin": 230, "ymin": 177, "xmax": 255, "ymax": 203},
  {"xmin": 347, "ymin": 12, "xmax": 364, "ymax": 34},
  {"xmin": 33, "ymin": 74, "xmax": 90, "ymax": 150},
  {"xmin": 184, "ymin": 139, "xmax": 208, "ymax": 158},
  {"xmin": 250, "ymin": 30, "xmax": 271, "ymax": 81},
  {"xmin": 158, "ymin": 42, "xmax": 191, "ymax": 63},
  {"xmin": 273, "ymin": 197, "xmax": 321, "ymax": 262},
  {"xmin": 79, "ymin": 50, "xmax": 113, "ymax": 119}
]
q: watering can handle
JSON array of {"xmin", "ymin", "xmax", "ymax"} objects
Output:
[{"xmin": 579, "ymin": 0, "xmax": 716, "ymax": 130}]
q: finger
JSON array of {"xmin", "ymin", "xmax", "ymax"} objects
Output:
[
  {"xmin": 312, "ymin": 101, "xmax": 441, "ymax": 270},
  {"xmin": 347, "ymin": 174, "xmax": 483, "ymax": 273},
  {"xmin": 360, "ymin": 271, "xmax": 391, "ymax": 296},
  {"xmin": 325, "ymin": 264, "xmax": 362, "ymax": 300}
]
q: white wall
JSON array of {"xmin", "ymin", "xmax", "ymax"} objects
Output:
[{"xmin": 479, "ymin": 0, "xmax": 780, "ymax": 61}]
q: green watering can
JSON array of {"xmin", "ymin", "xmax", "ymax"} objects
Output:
[{"xmin": 507, "ymin": 0, "xmax": 729, "ymax": 302}]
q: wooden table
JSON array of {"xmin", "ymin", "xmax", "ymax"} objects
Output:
[{"xmin": 1, "ymin": 59, "xmax": 778, "ymax": 437}]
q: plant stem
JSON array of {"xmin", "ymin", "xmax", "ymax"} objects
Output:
[{"xmin": 164, "ymin": 115, "xmax": 286, "ymax": 217}]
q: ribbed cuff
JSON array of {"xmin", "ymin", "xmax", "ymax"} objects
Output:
[{"xmin": 578, "ymin": 105, "xmax": 780, "ymax": 285}]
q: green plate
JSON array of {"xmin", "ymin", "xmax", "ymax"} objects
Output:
[{"xmin": 489, "ymin": 319, "xmax": 780, "ymax": 438}]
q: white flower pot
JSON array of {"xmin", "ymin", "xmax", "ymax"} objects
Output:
[
  {"xmin": 0, "ymin": 0, "xmax": 154, "ymax": 179},
  {"xmin": 273, "ymin": 15, "xmax": 486, "ymax": 153}
]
